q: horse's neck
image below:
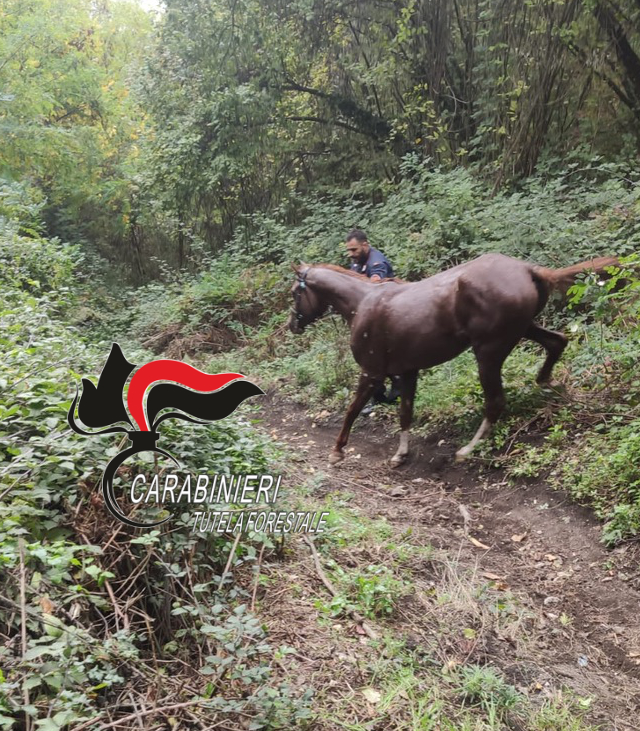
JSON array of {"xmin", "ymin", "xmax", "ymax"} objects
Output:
[{"xmin": 311, "ymin": 268, "xmax": 369, "ymax": 324}]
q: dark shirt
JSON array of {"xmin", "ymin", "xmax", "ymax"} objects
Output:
[{"xmin": 350, "ymin": 246, "xmax": 394, "ymax": 279}]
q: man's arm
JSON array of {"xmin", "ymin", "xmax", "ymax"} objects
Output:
[
  {"xmin": 366, "ymin": 247, "xmax": 393, "ymax": 280},
  {"xmin": 368, "ymin": 259, "xmax": 391, "ymax": 280}
]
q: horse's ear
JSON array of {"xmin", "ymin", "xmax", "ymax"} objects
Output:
[{"xmin": 291, "ymin": 262, "xmax": 299, "ymax": 273}]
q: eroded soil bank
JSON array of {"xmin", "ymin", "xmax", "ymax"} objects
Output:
[{"xmin": 254, "ymin": 394, "xmax": 640, "ymax": 730}]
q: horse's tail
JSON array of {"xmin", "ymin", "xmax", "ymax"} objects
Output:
[{"xmin": 534, "ymin": 256, "xmax": 620, "ymax": 293}]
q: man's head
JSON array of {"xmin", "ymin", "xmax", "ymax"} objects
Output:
[{"xmin": 345, "ymin": 229, "xmax": 370, "ymax": 265}]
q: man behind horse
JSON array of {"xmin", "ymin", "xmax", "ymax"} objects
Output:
[
  {"xmin": 346, "ymin": 228, "xmax": 394, "ymax": 281},
  {"xmin": 345, "ymin": 229, "xmax": 400, "ymax": 407}
]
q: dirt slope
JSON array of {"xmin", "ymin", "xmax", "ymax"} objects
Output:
[{"xmin": 257, "ymin": 394, "xmax": 640, "ymax": 730}]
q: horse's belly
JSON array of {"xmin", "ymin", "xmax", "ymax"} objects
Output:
[
  {"xmin": 352, "ymin": 325, "xmax": 469, "ymax": 375},
  {"xmin": 350, "ymin": 291, "xmax": 470, "ymax": 375},
  {"xmin": 386, "ymin": 335, "xmax": 469, "ymax": 373}
]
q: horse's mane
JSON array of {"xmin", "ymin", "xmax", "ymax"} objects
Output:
[{"xmin": 312, "ymin": 263, "xmax": 404, "ymax": 283}]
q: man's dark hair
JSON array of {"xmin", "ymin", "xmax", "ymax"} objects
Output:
[{"xmin": 346, "ymin": 229, "xmax": 368, "ymax": 243}]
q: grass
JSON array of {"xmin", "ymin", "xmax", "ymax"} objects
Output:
[
  {"xmin": 258, "ymin": 458, "xmax": 602, "ymax": 731},
  {"xmin": 314, "ymin": 650, "xmax": 599, "ymax": 730},
  {"xmin": 202, "ymin": 309, "xmax": 640, "ymax": 544},
  {"xmin": 559, "ymin": 421, "xmax": 640, "ymax": 544}
]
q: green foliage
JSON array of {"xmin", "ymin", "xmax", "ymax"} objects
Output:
[
  {"xmin": 222, "ymin": 157, "xmax": 640, "ymax": 280},
  {"xmin": 508, "ymin": 444, "xmax": 561, "ymax": 479},
  {"xmin": 550, "ymin": 253, "xmax": 640, "ymax": 543},
  {"xmin": 315, "ymin": 559, "xmax": 408, "ymax": 620},
  {"xmin": 0, "ymin": 183, "xmax": 80, "ymax": 294},
  {"xmin": 568, "ymin": 253, "xmax": 640, "ymax": 334},
  {"xmin": 351, "ymin": 566, "xmax": 404, "ymax": 619},
  {"xmin": 0, "ymin": 198, "xmax": 310, "ymax": 729},
  {"xmin": 312, "ymin": 499, "xmax": 395, "ymax": 549},
  {"xmin": 5, "ymin": 0, "xmax": 640, "ymax": 274},
  {"xmin": 128, "ymin": 0, "xmax": 640, "ymax": 267},
  {"xmin": 98, "ymin": 255, "xmax": 290, "ymax": 364},
  {"xmin": 602, "ymin": 503, "xmax": 640, "ymax": 546},
  {"xmin": 0, "ymin": 0, "xmax": 151, "ymax": 271},
  {"xmin": 562, "ymin": 422, "xmax": 640, "ymax": 545},
  {"xmin": 283, "ymin": 319, "xmax": 357, "ymax": 401},
  {"xmin": 456, "ymin": 665, "xmax": 522, "ymax": 716}
]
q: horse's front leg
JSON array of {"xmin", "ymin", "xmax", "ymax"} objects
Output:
[
  {"xmin": 329, "ymin": 373, "xmax": 378, "ymax": 464},
  {"xmin": 390, "ymin": 371, "xmax": 418, "ymax": 467}
]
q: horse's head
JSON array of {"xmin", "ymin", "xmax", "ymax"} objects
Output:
[{"xmin": 287, "ymin": 264, "xmax": 329, "ymax": 334}]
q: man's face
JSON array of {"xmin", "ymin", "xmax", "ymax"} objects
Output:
[{"xmin": 346, "ymin": 238, "xmax": 369, "ymax": 265}]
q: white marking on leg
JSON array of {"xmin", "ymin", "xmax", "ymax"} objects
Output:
[
  {"xmin": 391, "ymin": 430, "xmax": 410, "ymax": 467},
  {"xmin": 455, "ymin": 418, "xmax": 491, "ymax": 461}
]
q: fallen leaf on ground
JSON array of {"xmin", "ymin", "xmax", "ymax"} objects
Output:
[
  {"xmin": 511, "ymin": 532, "xmax": 527, "ymax": 542},
  {"xmin": 362, "ymin": 688, "xmax": 381, "ymax": 704},
  {"xmin": 482, "ymin": 571, "xmax": 505, "ymax": 581},
  {"xmin": 468, "ymin": 535, "xmax": 490, "ymax": 550}
]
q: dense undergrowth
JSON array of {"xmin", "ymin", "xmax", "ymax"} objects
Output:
[
  {"xmin": 118, "ymin": 159, "xmax": 640, "ymax": 545},
  {"xmin": 2, "ymin": 159, "xmax": 639, "ymax": 729},
  {"xmin": 0, "ymin": 184, "xmax": 311, "ymax": 729}
]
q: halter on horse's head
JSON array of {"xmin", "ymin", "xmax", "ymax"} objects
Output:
[{"xmin": 288, "ymin": 265, "xmax": 330, "ymax": 334}]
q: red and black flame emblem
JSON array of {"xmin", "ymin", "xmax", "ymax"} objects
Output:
[{"xmin": 68, "ymin": 343, "xmax": 264, "ymax": 527}]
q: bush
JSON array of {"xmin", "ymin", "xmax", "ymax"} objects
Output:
[{"xmin": 0, "ymin": 195, "xmax": 309, "ymax": 730}]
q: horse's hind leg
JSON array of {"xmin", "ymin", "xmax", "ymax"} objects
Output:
[
  {"xmin": 390, "ymin": 370, "xmax": 418, "ymax": 467},
  {"xmin": 524, "ymin": 323, "xmax": 568, "ymax": 384},
  {"xmin": 329, "ymin": 372, "xmax": 378, "ymax": 465},
  {"xmin": 456, "ymin": 343, "xmax": 512, "ymax": 460}
]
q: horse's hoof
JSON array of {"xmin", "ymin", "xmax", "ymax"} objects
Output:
[
  {"xmin": 538, "ymin": 380, "xmax": 564, "ymax": 392},
  {"xmin": 328, "ymin": 451, "xmax": 344, "ymax": 466},
  {"xmin": 455, "ymin": 447, "xmax": 470, "ymax": 462},
  {"xmin": 390, "ymin": 454, "xmax": 406, "ymax": 468}
]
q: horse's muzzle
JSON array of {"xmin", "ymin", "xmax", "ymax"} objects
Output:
[{"xmin": 287, "ymin": 313, "xmax": 304, "ymax": 334}]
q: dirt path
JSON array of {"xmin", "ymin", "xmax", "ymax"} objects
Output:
[{"xmin": 257, "ymin": 393, "xmax": 640, "ymax": 730}]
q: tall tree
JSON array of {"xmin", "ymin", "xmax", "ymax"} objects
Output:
[{"xmin": 0, "ymin": 0, "xmax": 151, "ymax": 266}]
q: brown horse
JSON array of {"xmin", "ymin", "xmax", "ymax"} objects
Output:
[{"xmin": 287, "ymin": 253, "xmax": 618, "ymax": 465}]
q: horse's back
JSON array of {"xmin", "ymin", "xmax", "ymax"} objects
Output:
[
  {"xmin": 452, "ymin": 254, "xmax": 544, "ymax": 341},
  {"xmin": 350, "ymin": 253, "xmax": 543, "ymax": 374},
  {"xmin": 379, "ymin": 253, "xmax": 536, "ymax": 309},
  {"xmin": 432, "ymin": 253, "xmax": 535, "ymax": 285}
]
